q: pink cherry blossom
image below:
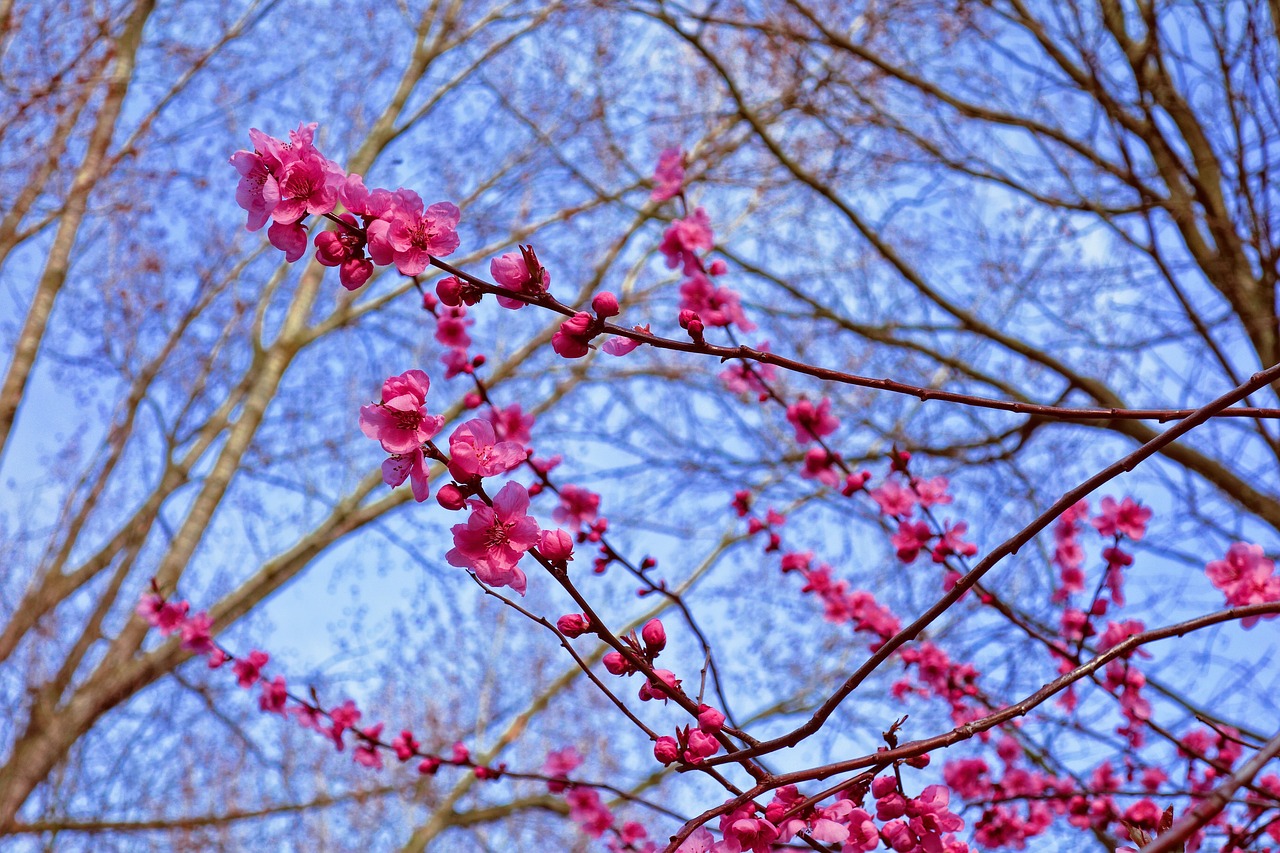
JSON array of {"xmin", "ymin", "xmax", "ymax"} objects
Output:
[
  {"xmin": 359, "ymin": 369, "xmax": 444, "ymax": 455},
  {"xmin": 1092, "ymin": 496, "xmax": 1153, "ymax": 540},
  {"xmin": 871, "ymin": 478, "xmax": 918, "ymax": 517},
  {"xmin": 557, "ymin": 613, "xmax": 590, "ymax": 637},
  {"xmin": 484, "ymin": 403, "xmax": 534, "ymax": 446},
  {"xmin": 654, "ymin": 736, "xmax": 680, "ymax": 765},
  {"xmin": 229, "ymin": 128, "xmax": 286, "ymax": 230},
  {"xmin": 674, "ymin": 827, "xmax": 715, "ymax": 853},
  {"xmin": 391, "ymin": 730, "xmax": 419, "ymax": 761},
  {"xmin": 892, "ymin": 519, "xmax": 933, "ymax": 563},
  {"xmin": 785, "ymin": 397, "xmax": 839, "ymax": 443},
  {"xmin": 490, "ymin": 246, "xmax": 550, "ymax": 309},
  {"xmin": 180, "ymin": 611, "xmax": 214, "ymax": 653},
  {"xmin": 267, "ymin": 221, "xmax": 308, "ymax": 261},
  {"xmin": 542, "ymin": 746, "xmax": 582, "ymax": 793},
  {"xmin": 434, "ymin": 306, "xmax": 473, "ymax": 350},
  {"xmin": 272, "ymin": 152, "xmax": 342, "ymax": 224},
  {"xmin": 659, "ymin": 208, "xmax": 714, "ymax": 274},
  {"xmin": 1206, "ymin": 542, "xmax": 1280, "ymax": 626},
  {"xmin": 650, "ymin": 147, "xmax": 685, "ymax": 202},
  {"xmin": 258, "ymin": 675, "xmax": 287, "ymax": 714},
  {"xmin": 718, "ymin": 802, "xmax": 779, "ymax": 853},
  {"xmin": 381, "ymin": 447, "xmax": 432, "ymax": 502},
  {"xmin": 353, "ymin": 723, "xmax": 384, "ymax": 769},
  {"xmin": 552, "ymin": 311, "xmax": 595, "ymax": 358},
  {"xmin": 565, "ymin": 788, "xmax": 613, "ymax": 837},
  {"xmin": 382, "ymin": 200, "xmax": 461, "ymax": 275},
  {"xmin": 554, "ymin": 484, "xmax": 600, "ymax": 528},
  {"xmin": 445, "ymin": 481, "xmax": 539, "ymax": 594},
  {"xmin": 233, "ymin": 650, "xmax": 269, "ymax": 688},
  {"xmin": 446, "ymin": 418, "xmax": 524, "ymax": 481},
  {"xmin": 678, "ymin": 272, "xmax": 754, "ymax": 330}
]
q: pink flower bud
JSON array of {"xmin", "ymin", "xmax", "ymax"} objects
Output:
[
  {"xmin": 418, "ymin": 756, "xmax": 441, "ymax": 775},
  {"xmin": 641, "ymin": 618, "xmax": 667, "ymax": 652},
  {"xmin": 463, "ymin": 392, "xmax": 483, "ymax": 409},
  {"xmin": 603, "ymin": 651, "xmax": 631, "ymax": 675},
  {"xmin": 697, "ymin": 704, "xmax": 725, "ymax": 733},
  {"xmin": 539, "ymin": 529, "xmax": 575, "ymax": 561},
  {"xmin": 436, "ymin": 484, "xmax": 467, "ymax": 511},
  {"xmin": 557, "ymin": 613, "xmax": 590, "ymax": 638},
  {"xmin": 437, "ymin": 275, "xmax": 464, "ymax": 306},
  {"xmin": 591, "ymin": 291, "xmax": 620, "ymax": 317},
  {"xmin": 872, "ymin": 775, "xmax": 899, "ymax": 799},
  {"xmin": 471, "ymin": 354, "xmax": 486, "ymax": 367},
  {"xmin": 678, "ymin": 309, "xmax": 699, "ymax": 329},
  {"xmin": 654, "ymin": 736, "xmax": 680, "ymax": 765},
  {"xmin": 340, "ymin": 257, "xmax": 373, "ymax": 290},
  {"xmin": 684, "ymin": 729, "xmax": 720, "ymax": 762},
  {"xmin": 421, "ymin": 290, "xmax": 439, "ymax": 312},
  {"xmin": 708, "ymin": 259, "xmax": 728, "ymax": 276}
]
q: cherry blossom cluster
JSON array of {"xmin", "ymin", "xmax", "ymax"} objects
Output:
[
  {"xmin": 138, "ymin": 588, "xmax": 663, "ymax": 851},
  {"xmin": 231, "ymin": 123, "xmax": 459, "ymax": 289},
  {"xmin": 218, "ymin": 127, "xmax": 1280, "ymax": 853}
]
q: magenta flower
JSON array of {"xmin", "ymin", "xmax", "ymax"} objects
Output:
[
  {"xmin": 229, "ymin": 128, "xmax": 286, "ymax": 231},
  {"xmin": 384, "ymin": 200, "xmax": 461, "ymax": 275},
  {"xmin": 359, "ymin": 369, "xmax": 444, "ymax": 455},
  {"xmin": 445, "ymin": 481, "xmax": 539, "ymax": 594},
  {"xmin": 484, "ymin": 403, "xmax": 534, "ymax": 446},
  {"xmin": 659, "ymin": 207, "xmax": 714, "ymax": 274},
  {"xmin": 272, "ymin": 154, "xmax": 342, "ymax": 224},
  {"xmin": 258, "ymin": 675, "xmax": 288, "ymax": 714},
  {"xmin": 233, "ymin": 650, "xmax": 269, "ymax": 688},
  {"xmin": 446, "ymin": 418, "xmax": 524, "ymax": 481},
  {"xmin": 267, "ymin": 221, "xmax": 308, "ymax": 262},
  {"xmin": 542, "ymin": 746, "xmax": 582, "ymax": 793},
  {"xmin": 1092, "ymin": 496, "xmax": 1153, "ymax": 540},
  {"xmin": 679, "ymin": 272, "xmax": 754, "ymax": 330},
  {"xmin": 381, "ymin": 447, "xmax": 432, "ymax": 503},
  {"xmin": 650, "ymin": 147, "xmax": 685, "ymax": 202},
  {"xmin": 1206, "ymin": 542, "xmax": 1280, "ymax": 627},
  {"xmin": 554, "ymin": 484, "xmax": 600, "ymax": 528},
  {"xmin": 179, "ymin": 611, "xmax": 214, "ymax": 653},
  {"xmin": 490, "ymin": 246, "xmax": 551, "ymax": 309},
  {"xmin": 785, "ymin": 396, "xmax": 840, "ymax": 444}
]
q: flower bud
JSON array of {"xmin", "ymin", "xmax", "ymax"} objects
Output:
[
  {"xmin": 603, "ymin": 651, "xmax": 630, "ymax": 675},
  {"xmin": 436, "ymin": 484, "xmax": 467, "ymax": 511},
  {"xmin": 340, "ymin": 257, "xmax": 373, "ymax": 291},
  {"xmin": 697, "ymin": 704, "xmax": 725, "ymax": 733},
  {"xmin": 463, "ymin": 392, "xmax": 483, "ymax": 409},
  {"xmin": 708, "ymin": 259, "xmax": 728, "ymax": 276},
  {"xmin": 417, "ymin": 756, "xmax": 441, "ymax": 775},
  {"xmin": 654, "ymin": 736, "xmax": 680, "ymax": 766},
  {"xmin": 539, "ymin": 529, "xmax": 575, "ymax": 561},
  {"xmin": 556, "ymin": 613, "xmax": 590, "ymax": 638},
  {"xmin": 420, "ymin": 289, "xmax": 438, "ymax": 312},
  {"xmin": 591, "ymin": 290, "xmax": 620, "ymax": 317},
  {"xmin": 641, "ymin": 618, "xmax": 667, "ymax": 653},
  {"xmin": 436, "ymin": 275, "xmax": 464, "ymax": 306}
]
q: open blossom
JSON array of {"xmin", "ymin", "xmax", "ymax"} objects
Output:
[
  {"xmin": 554, "ymin": 484, "xmax": 600, "ymax": 528},
  {"xmin": 259, "ymin": 675, "xmax": 288, "ymax": 714},
  {"xmin": 445, "ymin": 481, "xmax": 539, "ymax": 594},
  {"xmin": 650, "ymin": 147, "xmax": 685, "ymax": 202},
  {"xmin": 375, "ymin": 199, "xmax": 460, "ymax": 276},
  {"xmin": 180, "ymin": 611, "xmax": 214, "ymax": 653},
  {"xmin": 678, "ymin": 272, "xmax": 753, "ymax": 330},
  {"xmin": 446, "ymin": 418, "xmax": 524, "ymax": 481},
  {"xmin": 359, "ymin": 370, "xmax": 444, "ymax": 455},
  {"xmin": 785, "ymin": 397, "xmax": 839, "ymax": 443},
  {"xmin": 542, "ymin": 746, "xmax": 582, "ymax": 793},
  {"xmin": 718, "ymin": 803, "xmax": 779, "ymax": 853},
  {"xmin": 871, "ymin": 478, "xmax": 918, "ymax": 517},
  {"xmin": 229, "ymin": 127, "xmax": 288, "ymax": 230},
  {"xmin": 272, "ymin": 152, "xmax": 343, "ymax": 225},
  {"xmin": 1206, "ymin": 542, "xmax": 1280, "ymax": 627},
  {"xmin": 381, "ymin": 447, "xmax": 432, "ymax": 502},
  {"xmin": 659, "ymin": 207, "xmax": 714, "ymax": 274},
  {"xmin": 1092, "ymin": 496, "xmax": 1152, "ymax": 540},
  {"xmin": 233, "ymin": 650, "xmax": 269, "ymax": 688},
  {"xmin": 484, "ymin": 403, "xmax": 535, "ymax": 446},
  {"xmin": 566, "ymin": 788, "xmax": 614, "ymax": 838}
]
